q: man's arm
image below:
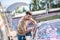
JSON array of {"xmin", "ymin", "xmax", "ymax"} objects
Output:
[{"xmin": 30, "ymin": 18, "xmax": 37, "ymax": 39}]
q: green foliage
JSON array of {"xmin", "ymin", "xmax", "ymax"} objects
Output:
[
  {"xmin": 29, "ymin": 0, "xmax": 40, "ymax": 11},
  {"xmin": 29, "ymin": 0, "xmax": 60, "ymax": 11},
  {"xmin": 51, "ymin": 3, "xmax": 60, "ymax": 8},
  {"xmin": 23, "ymin": 7, "xmax": 26, "ymax": 12},
  {"xmin": 15, "ymin": 7, "xmax": 26, "ymax": 13}
]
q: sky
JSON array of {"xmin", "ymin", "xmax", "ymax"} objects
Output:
[{"xmin": 0, "ymin": 0, "xmax": 31, "ymax": 8}]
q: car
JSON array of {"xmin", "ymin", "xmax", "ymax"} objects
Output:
[{"xmin": 36, "ymin": 19, "xmax": 60, "ymax": 40}]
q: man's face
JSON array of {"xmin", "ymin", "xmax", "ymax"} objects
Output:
[{"xmin": 25, "ymin": 14, "xmax": 32, "ymax": 20}]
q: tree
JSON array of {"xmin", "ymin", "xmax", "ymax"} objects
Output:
[
  {"xmin": 23, "ymin": 7, "xmax": 26, "ymax": 12},
  {"xmin": 29, "ymin": 0, "xmax": 40, "ymax": 11},
  {"xmin": 48, "ymin": 0, "xmax": 53, "ymax": 9},
  {"xmin": 15, "ymin": 7, "xmax": 19, "ymax": 13},
  {"xmin": 51, "ymin": 2, "xmax": 60, "ymax": 8},
  {"xmin": 15, "ymin": 7, "xmax": 23, "ymax": 13},
  {"xmin": 15, "ymin": 7, "xmax": 27, "ymax": 13},
  {"xmin": 40, "ymin": 0, "xmax": 53, "ymax": 14}
]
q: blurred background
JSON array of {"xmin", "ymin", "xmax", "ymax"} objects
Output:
[{"xmin": 0, "ymin": 0, "xmax": 60, "ymax": 40}]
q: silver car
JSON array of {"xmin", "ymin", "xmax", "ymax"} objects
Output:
[{"xmin": 36, "ymin": 19, "xmax": 60, "ymax": 40}]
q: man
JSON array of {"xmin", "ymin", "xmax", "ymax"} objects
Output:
[{"xmin": 17, "ymin": 11, "xmax": 37, "ymax": 40}]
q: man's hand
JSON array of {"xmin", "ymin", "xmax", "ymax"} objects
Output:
[{"xmin": 25, "ymin": 29, "xmax": 33, "ymax": 34}]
